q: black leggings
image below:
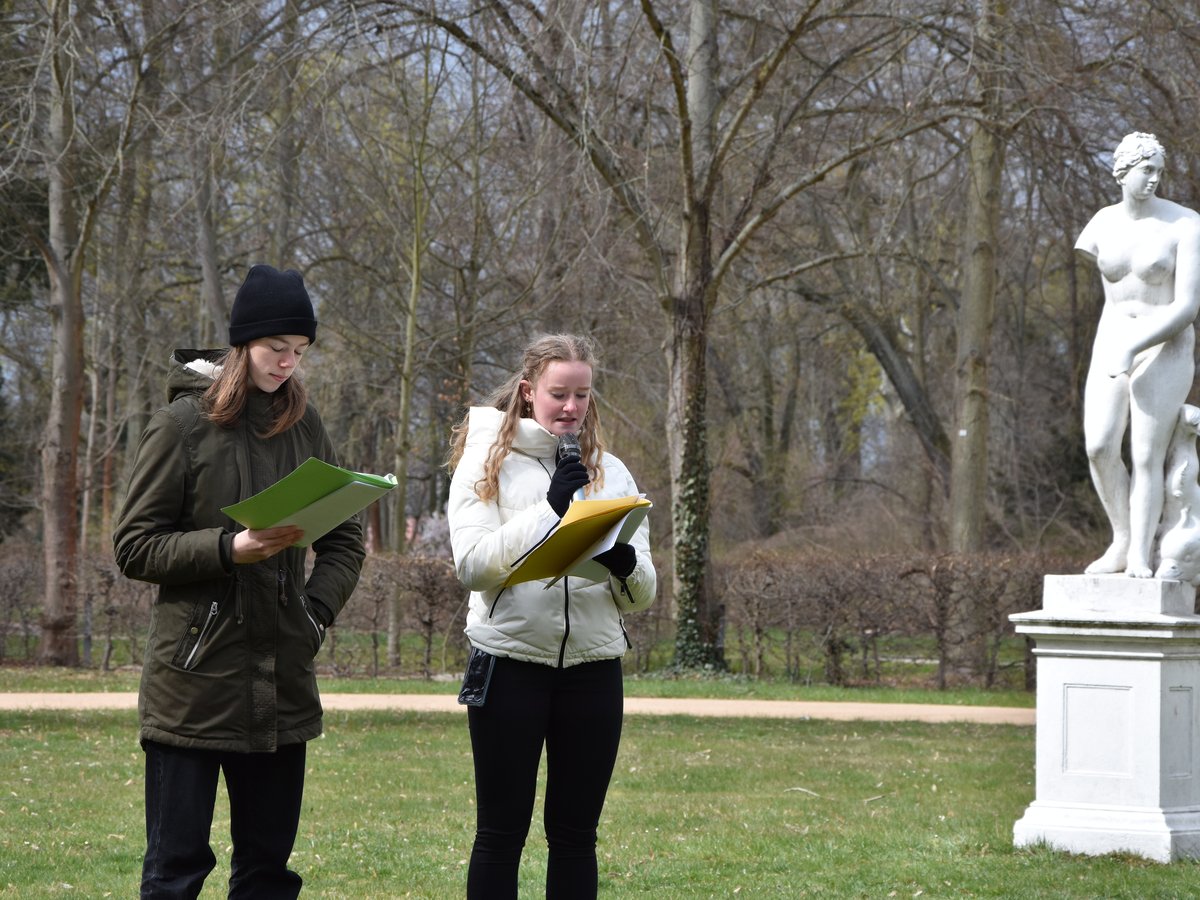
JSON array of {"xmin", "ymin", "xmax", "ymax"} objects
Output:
[{"xmin": 466, "ymin": 655, "xmax": 624, "ymax": 900}]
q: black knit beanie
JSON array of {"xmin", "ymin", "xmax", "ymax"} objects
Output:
[{"xmin": 228, "ymin": 264, "xmax": 318, "ymax": 345}]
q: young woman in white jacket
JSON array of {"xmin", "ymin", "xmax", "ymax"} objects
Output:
[{"xmin": 446, "ymin": 333, "xmax": 656, "ymax": 899}]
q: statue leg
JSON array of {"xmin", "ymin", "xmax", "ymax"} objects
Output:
[
  {"xmin": 1084, "ymin": 458, "xmax": 1130, "ymax": 574},
  {"xmin": 1083, "ymin": 377, "xmax": 1131, "ymax": 575},
  {"xmin": 1129, "ymin": 347, "xmax": 1194, "ymax": 577}
]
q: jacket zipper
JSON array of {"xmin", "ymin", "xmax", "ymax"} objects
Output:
[
  {"xmin": 300, "ymin": 595, "xmax": 324, "ymax": 644},
  {"xmin": 616, "ymin": 575, "xmax": 632, "ymax": 604},
  {"xmin": 557, "ymin": 580, "xmax": 570, "ymax": 668},
  {"xmin": 508, "ymin": 521, "xmax": 558, "ymax": 571},
  {"xmin": 183, "ymin": 601, "xmax": 219, "ymax": 670},
  {"xmin": 277, "ymin": 567, "xmax": 288, "ymax": 606},
  {"xmin": 609, "ymin": 579, "xmax": 633, "ymax": 649},
  {"xmin": 494, "ymin": 518, "xmax": 559, "ymax": 619},
  {"xmin": 487, "ymin": 586, "xmax": 509, "ymax": 618}
]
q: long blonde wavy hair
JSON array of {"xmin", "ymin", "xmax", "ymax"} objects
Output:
[
  {"xmin": 447, "ymin": 334, "xmax": 608, "ymax": 502},
  {"xmin": 202, "ymin": 345, "xmax": 308, "ymax": 438}
]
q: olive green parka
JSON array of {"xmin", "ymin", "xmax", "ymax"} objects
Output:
[{"xmin": 114, "ymin": 349, "xmax": 365, "ymax": 753}]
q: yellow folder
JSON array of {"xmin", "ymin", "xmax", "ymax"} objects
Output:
[{"xmin": 504, "ymin": 494, "xmax": 652, "ymax": 588}]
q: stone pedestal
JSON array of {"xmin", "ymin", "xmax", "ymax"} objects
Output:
[{"xmin": 1010, "ymin": 574, "xmax": 1200, "ymax": 862}]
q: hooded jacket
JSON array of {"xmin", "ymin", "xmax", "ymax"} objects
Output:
[
  {"xmin": 447, "ymin": 406, "xmax": 656, "ymax": 667},
  {"xmin": 113, "ymin": 349, "xmax": 365, "ymax": 752}
]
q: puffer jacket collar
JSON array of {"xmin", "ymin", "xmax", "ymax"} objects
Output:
[{"xmin": 467, "ymin": 406, "xmax": 560, "ymax": 462}]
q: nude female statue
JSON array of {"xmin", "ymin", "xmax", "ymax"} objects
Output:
[{"xmin": 1076, "ymin": 132, "xmax": 1200, "ymax": 576}]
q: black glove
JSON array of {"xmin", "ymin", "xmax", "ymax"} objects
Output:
[
  {"xmin": 593, "ymin": 542, "xmax": 636, "ymax": 578},
  {"xmin": 546, "ymin": 459, "xmax": 589, "ymax": 516}
]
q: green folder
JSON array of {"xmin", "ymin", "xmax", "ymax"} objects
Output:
[{"xmin": 221, "ymin": 457, "xmax": 397, "ymax": 547}]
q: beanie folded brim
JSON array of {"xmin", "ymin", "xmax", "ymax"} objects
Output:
[{"xmin": 229, "ymin": 316, "xmax": 318, "ymax": 345}]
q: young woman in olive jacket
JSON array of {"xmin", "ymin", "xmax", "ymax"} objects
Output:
[
  {"xmin": 446, "ymin": 334, "xmax": 656, "ymax": 899},
  {"xmin": 114, "ymin": 265, "xmax": 365, "ymax": 899}
]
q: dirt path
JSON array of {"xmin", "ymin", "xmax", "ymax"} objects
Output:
[{"xmin": 0, "ymin": 692, "xmax": 1034, "ymax": 725}]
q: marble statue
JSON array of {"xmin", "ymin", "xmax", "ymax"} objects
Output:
[
  {"xmin": 1076, "ymin": 132, "xmax": 1200, "ymax": 577},
  {"xmin": 1156, "ymin": 405, "xmax": 1200, "ymax": 584}
]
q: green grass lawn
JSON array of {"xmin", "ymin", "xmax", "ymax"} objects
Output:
[{"xmin": 1, "ymin": 709, "xmax": 1196, "ymax": 898}]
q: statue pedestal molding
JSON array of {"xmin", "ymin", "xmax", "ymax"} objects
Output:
[{"xmin": 1011, "ymin": 575, "xmax": 1200, "ymax": 862}]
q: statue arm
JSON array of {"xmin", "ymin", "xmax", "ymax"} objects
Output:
[{"xmin": 1075, "ymin": 214, "xmax": 1101, "ymax": 263}]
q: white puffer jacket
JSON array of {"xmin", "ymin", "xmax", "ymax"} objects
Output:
[{"xmin": 447, "ymin": 406, "xmax": 656, "ymax": 667}]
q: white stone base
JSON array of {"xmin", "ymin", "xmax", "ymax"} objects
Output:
[
  {"xmin": 1010, "ymin": 574, "xmax": 1200, "ymax": 862},
  {"xmin": 1013, "ymin": 801, "xmax": 1200, "ymax": 863}
]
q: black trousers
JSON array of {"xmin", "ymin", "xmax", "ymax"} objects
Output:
[
  {"xmin": 466, "ymin": 655, "xmax": 624, "ymax": 900},
  {"xmin": 141, "ymin": 739, "xmax": 307, "ymax": 900}
]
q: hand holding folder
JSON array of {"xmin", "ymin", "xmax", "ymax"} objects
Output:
[
  {"xmin": 503, "ymin": 495, "xmax": 652, "ymax": 588},
  {"xmin": 221, "ymin": 457, "xmax": 397, "ymax": 547}
]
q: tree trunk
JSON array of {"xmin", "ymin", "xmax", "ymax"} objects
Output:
[
  {"xmin": 948, "ymin": 0, "xmax": 1007, "ymax": 677},
  {"xmin": 667, "ymin": 284, "xmax": 721, "ymax": 667},
  {"xmin": 387, "ymin": 36, "xmax": 442, "ymax": 667},
  {"xmin": 272, "ymin": 0, "xmax": 301, "ymax": 266},
  {"xmin": 949, "ymin": 118, "xmax": 1004, "ymax": 553},
  {"xmin": 39, "ymin": 0, "xmax": 85, "ymax": 665},
  {"xmin": 670, "ymin": 0, "xmax": 723, "ymax": 669}
]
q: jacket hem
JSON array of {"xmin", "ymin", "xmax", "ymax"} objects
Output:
[{"xmin": 139, "ymin": 721, "xmax": 321, "ymax": 753}]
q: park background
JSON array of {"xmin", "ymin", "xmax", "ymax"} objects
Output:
[
  {"xmin": 8, "ymin": 2, "xmax": 1200, "ymax": 896},
  {"xmin": 4, "ymin": 0, "xmax": 1174, "ymax": 683}
]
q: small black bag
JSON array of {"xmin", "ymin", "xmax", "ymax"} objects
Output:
[{"xmin": 457, "ymin": 646, "xmax": 496, "ymax": 707}]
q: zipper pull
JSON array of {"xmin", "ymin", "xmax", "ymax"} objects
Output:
[{"xmin": 277, "ymin": 568, "xmax": 288, "ymax": 606}]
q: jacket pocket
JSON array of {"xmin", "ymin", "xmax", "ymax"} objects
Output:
[
  {"xmin": 611, "ymin": 575, "xmax": 647, "ymax": 611},
  {"xmin": 299, "ymin": 594, "xmax": 326, "ymax": 656},
  {"xmin": 172, "ymin": 598, "xmax": 220, "ymax": 670}
]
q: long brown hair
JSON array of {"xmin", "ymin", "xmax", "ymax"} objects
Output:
[
  {"xmin": 448, "ymin": 334, "xmax": 608, "ymax": 502},
  {"xmin": 202, "ymin": 345, "xmax": 308, "ymax": 438}
]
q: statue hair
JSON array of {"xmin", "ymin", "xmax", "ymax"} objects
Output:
[{"xmin": 1112, "ymin": 132, "xmax": 1166, "ymax": 182}]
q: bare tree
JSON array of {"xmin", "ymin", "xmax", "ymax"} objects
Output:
[
  {"xmin": 359, "ymin": 0, "xmax": 956, "ymax": 668},
  {"xmin": 25, "ymin": 2, "xmax": 161, "ymax": 664}
]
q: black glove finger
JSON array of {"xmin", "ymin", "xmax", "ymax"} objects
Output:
[
  {"xmin": 547, "ymin": 460, "xmax": 589, "ymax": 516},
  {"xmin": 593, "ymin": 542, "xmax": 636, "ymax": 578},
  {"xmin": 550, "ymin": 460, "xmax": 589, "ymax": 492},
  {"xmin": 553, "ymin": 456, "xmax": 588, "ymax": 478}
]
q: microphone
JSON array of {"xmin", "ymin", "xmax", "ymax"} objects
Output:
[
  {"xmin": 556, "ymin": 432, "xmax": 586, "ymax": 501},
  {"xmin": 556, "ymin": 432, "xmax": 581, "ymax": 465}
]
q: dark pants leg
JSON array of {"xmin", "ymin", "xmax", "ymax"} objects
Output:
[
  {"xmin": 465, "ymin": 656, "xmax": 623, "ymax": 900},
  {"xmin": 225, "ymin": 741, "xmax": 306, "ymax": 900},
  {"xmin": 141, "ymin": 741, "xmax": 221, "ymax": 900},
  {"xmin": 141, "ymin": 740, "xmax": 306, "ymax": 900}
]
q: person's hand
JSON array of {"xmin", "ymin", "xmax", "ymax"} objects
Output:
[
  {"xmin": 546, "ymin": 458, "xmax": 589, "ymax": 516},
  {"xmin": 231, "ymin": 525, "xmax": 304, "ymax": 564},
  {"xmin": 593, "ymin": 542, "xmax": 636, "ymax": 578}
]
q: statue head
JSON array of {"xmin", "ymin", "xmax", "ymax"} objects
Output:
[{"xmin": 1112, "ymin": 132, "xmax": 1166, "ymax": 182}]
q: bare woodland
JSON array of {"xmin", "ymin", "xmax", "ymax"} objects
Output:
[{"xmin": 2, "ymin": 0, "xmax": 1197, "ymax": 681}]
